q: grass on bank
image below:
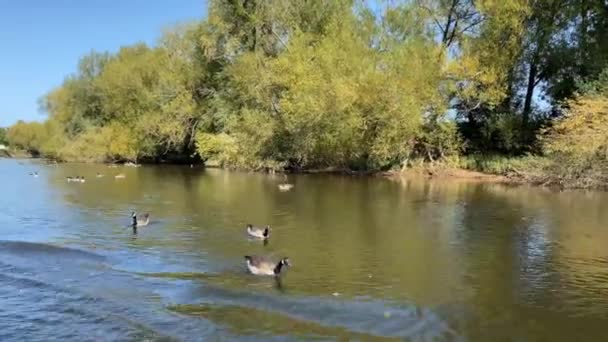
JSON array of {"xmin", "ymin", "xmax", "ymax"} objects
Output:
[{"xmin": 403, "ymin": 154, "xmax": 608, "ymax": 190}]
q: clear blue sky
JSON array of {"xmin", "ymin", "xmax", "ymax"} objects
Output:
[{"xmin": 0, "ymin": 0, "xmax": 207, "ymax": 127}]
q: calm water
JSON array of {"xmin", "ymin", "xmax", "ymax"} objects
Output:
[{"xmin": 2, "ymin": 158, "xmax": 608, "ymax": 341}]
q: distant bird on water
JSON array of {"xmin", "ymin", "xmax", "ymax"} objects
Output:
[
  {"xmin": 278, "ymin": 184, "xmax": 294, "ymax": 191},
  {"xmin": 67, "ymin": 176, "xmax": 85, "ymax": 183},
  {"xmin": 246, "ymin": 224, "xmax": 271, "ymax": 240},
  {"xmin": 131, "ymin": 211, "xmax": 150, "ymax": 228}
]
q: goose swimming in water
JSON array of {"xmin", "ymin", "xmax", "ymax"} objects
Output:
[
  {"xmin": 244, "ymin": 256, "xmax": 291, "ymax": 276},
  {"xmin": 278, "ymin": 183, "xmax": 294, "ymax": 191},
  {"xmin": 114, "ymin": 173, "xmax": 126, "ymax": 179},
  {"xmin": 131, "ymin": 212, "xmax": 150, "ymax": 228},
  {"xmin": 246, "ymin": 224, "xmax": 271, "ymax": 239},
  {"xmin": 96, "ymin": 173, "xmax": 104, "ymax": 178}
]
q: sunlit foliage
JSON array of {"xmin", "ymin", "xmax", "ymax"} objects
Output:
[
  {"xmin": 0, "ymin": 127, "xmax": 8, "ymax": 145},
  {"xmin": 7, "ymin": 0, "xmax": 608, "ymax": 179},
  {"xmin": 540, "ymin": 70, "xmax": 608, "ymax": 187}
]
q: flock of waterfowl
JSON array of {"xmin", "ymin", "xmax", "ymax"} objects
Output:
[
  {"xmin": 29, "ymin": 164, "xmax": 295, "ymax": 279},
  {"xmin": 129, "ymin": 212, "xmax": 288, "ymax": 276},
  {"xmin": 66, "ymin": 176, "xmax": 86, "ymax": 183},
  {"xmin": 66, "ymin": 172, "xmax": 126, "ymax": 182}
]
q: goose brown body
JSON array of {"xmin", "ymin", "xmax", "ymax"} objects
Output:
[
  {"xmin": 244, "ymin": 256, "xmax": 290, "ymax": 276},
  {"xmin": 132, "ymin": 212, "xmax": 150, "ymax": 227},
  {"xmin": 246, "ymin": 224, "xmax": 270, "ymax": 239}
]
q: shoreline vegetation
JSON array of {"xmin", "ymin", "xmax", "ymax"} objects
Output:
[
  {"xmin": 4, "ymin": 141, "xmax": 607, "ymax": 191},
  {"xmin": 6, "ymin": 152, "xmax": 594, "ymax": 191},
  {"xmin": 3, "ymin": 0, "xmax": 608, "ymax": 190}
]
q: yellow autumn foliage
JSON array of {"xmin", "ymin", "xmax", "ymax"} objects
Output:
[{"xmin": 544, "ymin": 96, "xmax": 608, "ymax": 161}]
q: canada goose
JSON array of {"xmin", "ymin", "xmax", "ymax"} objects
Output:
[
  {"xmin": 278, "ymin": 184, "xmax": 294, "ymax": 191},
  {"xmin": 96, "ymin": 173, "xmax": 104, "ymax": 178},
  {"xmin": 131, "ymin": 212, "xmax": 150, "ymax": 227},
  {"xmin": 66, "ymin": 176, "xmax": 73, "ymax": 182},
  {"xmin": 29, "ymin": 172, "xmax": 38, "ymax": 177},
  {"xmin": 115, "ymin": 173, "xmax": 126, "ymax": 179},
  {"xmin": 244, "ymin": 256, "xmax": 291, "ymax": 276},
  {"xmin": 246, "ymin": 224, "xmax": 271, "ymax": 239}
]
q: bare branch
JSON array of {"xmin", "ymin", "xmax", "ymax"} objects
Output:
[
  {"xmin": 441, "ymin": 0, "xmax": 460, "ymax": 43},
  {"xmin": 458, "ymin": 17, "xmax": 485, "ymax": 35},
  {"xmin": 446, "ymin": 18, "xmax": 459, "ymax": 47},
  {"xmin": 415, "ymin": 0, "xmax": 446, "ymax": 34}
]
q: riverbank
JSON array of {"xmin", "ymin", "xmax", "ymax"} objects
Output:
[
  {"xmin": 6, "ymin": 152, "xmax": 606, "ymax": 191},
  {"xmin": 166, "ymin": 159, "xmax": 552, "ymax": 190},
  {"xmin": 384, "ymin": 155, "xmax": 608, "ymax": 191},
  {"xmin": 413, "ymin": 155, "xmax": 608, "ymax": 191},
  {"xmin": 392, "ymin": 166, "xmax": 511, "ymax": 183},
  {"xmin": 0, "ymin": 148, "xmax": 35, "ymax": 159}
]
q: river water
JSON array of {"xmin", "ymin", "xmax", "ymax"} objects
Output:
[{"xmin": 1, "ymin": 158, "xmax": 608, "ymax": 341}]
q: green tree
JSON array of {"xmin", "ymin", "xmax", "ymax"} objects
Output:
[
  {"xmin": 541, "ymin": 67, "xmax": 608, "ymax": 187},
  {"xmin": 0, "ymin": 127, "xmax": 8, "ymax": 145},
  {"xmin": 6, "ymin": 121, "xmax": 50, "ymax": 155},
  {"xmin": 8, "ymin": 0, "xmax": 608, "ymax": 181}
]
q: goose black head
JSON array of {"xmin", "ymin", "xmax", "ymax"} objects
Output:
[
  {"xmin": 263, "ymin": 226, "xmax": 271, "ymax": 237},
  {"xmin": 274, "ymin": 257, "xmax": 291, "ymax": 276}
]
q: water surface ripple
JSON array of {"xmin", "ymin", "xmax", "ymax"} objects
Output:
[{"xmin": 2, "ymin": 158, "xmax": 608, "ymax": 341}]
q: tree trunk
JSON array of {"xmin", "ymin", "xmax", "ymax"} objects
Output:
[
  {"xmin": 523, "ymin": 60, "xmax": 537, "ymax": 125},
  {"xmin": 499, "ymin": 68, "xmax": 515, "ymax": 112},
  {"xmin": 441, "ymin": 0, "xmax": 459, "ymax": 46}
]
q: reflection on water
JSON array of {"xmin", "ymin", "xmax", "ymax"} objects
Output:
[{"xmin": 1, "ymin": 158, "xmax": 608, "ymax": 341}]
